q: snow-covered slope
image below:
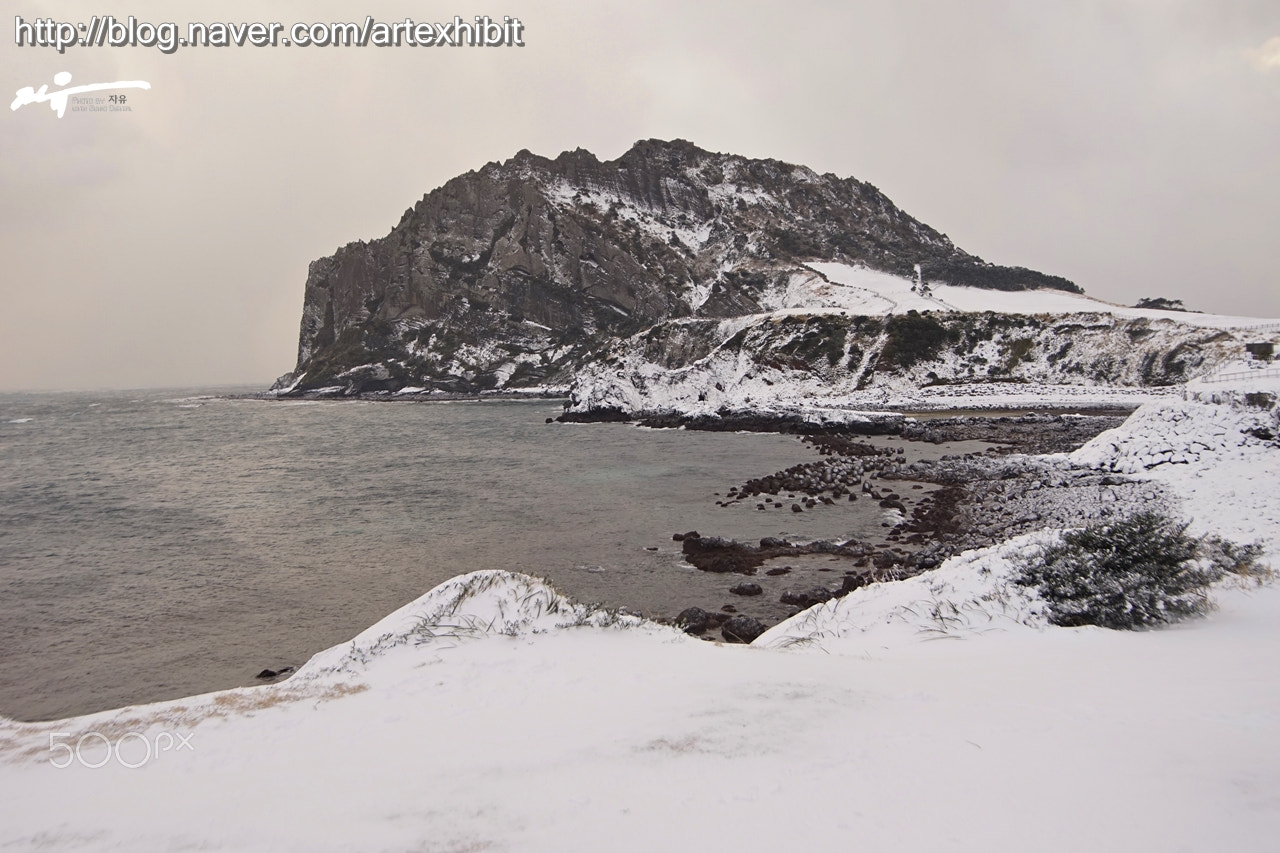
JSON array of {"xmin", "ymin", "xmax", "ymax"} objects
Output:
[
  {"xmin": 754, "ymin": 531, "xmax": 1056, "ymax": 650},
  {"xmin": 4, "ymin": 566, "xmax": 1278, "ymax": 851},
  {"xmin": 563, "ymin": 262, "xmax": 1279, "ymax": 418},
  {"xmin": 761, "ymin": 390, "xmax": 1279, "ymax": 653},
  {"xmin": 811, "ymin": 262, "xmax": 1277, "ymax": 329}
]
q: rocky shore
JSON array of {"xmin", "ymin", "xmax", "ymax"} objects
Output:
[
  {"xmin": 252, "ymin": 391, "xmax": 1150, "ymax": 644},
  {"xmin": 656, "ymin": 411, "xmax": 1173, "ymax": 642}
]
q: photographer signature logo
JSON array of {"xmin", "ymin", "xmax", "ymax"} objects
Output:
[{"xmin": 11, "ymin": 71, "xmax": 149, "ymax": 118}]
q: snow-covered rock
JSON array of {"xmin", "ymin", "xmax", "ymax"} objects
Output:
[
  {"xmin": 296, "ymin": 570, "xmax": 653, "ymax": 678},
  {"xmin": 1071, "ymin": 399, "xmax": 1274, "ymax": 475},
  {"xmin": 755, "ymin": 533, "xmax": 1056, "ymax": 652}
]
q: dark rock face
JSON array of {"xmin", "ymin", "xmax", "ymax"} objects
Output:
[
  {"xmin": 840, "ymin": 574, "xmax": 872, "ymax": 595},
  {"xmin": 729, "ymin": 582, "xmax": 764, "ymax": 597},
  {"xmin": 278, "ymin": 139, "xmax": 1077, "ymax": 394}
]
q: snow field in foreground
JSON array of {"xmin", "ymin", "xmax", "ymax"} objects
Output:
[{"xmin": 1, "ymin": 393, "xmax": 1277, "ymax": 851}]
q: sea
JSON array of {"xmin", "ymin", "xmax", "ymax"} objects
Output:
[{"xmin": 0, "ymin": 387, "xmax": 984, "ymax": 722}]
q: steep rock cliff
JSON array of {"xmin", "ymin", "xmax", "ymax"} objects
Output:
[{"xmin": 277, "ymin": 139, "xmax": 1078, "ymax": 394}]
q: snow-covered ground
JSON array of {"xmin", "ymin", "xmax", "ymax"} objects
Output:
[
  {"xmin": 563, "ymin": 263, "xmax": 1280, "ymax": 419},
  {"xmin": 2, "ymin": 376, "xmax": 1278, "ymax": 850},
  {"xmin": 809, "ymin": 262, "xmax": 1280, "ymax": 330}
]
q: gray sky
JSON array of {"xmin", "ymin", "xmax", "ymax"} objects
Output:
[{"xmin": 3, "ymin": 0, "xmax": 1277, "ymax": 391}]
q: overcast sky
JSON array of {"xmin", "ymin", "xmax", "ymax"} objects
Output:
[{"xmin": 3, "ymin": 0, "xmax": 1277, "ymax": 391}]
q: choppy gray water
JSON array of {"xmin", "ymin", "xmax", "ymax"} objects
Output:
[{"xmin": 1, "ymin": 389, "xmax": 969, "ymax": 722}]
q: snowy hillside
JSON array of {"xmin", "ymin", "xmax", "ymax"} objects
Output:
[
  {"xmin": 807, "ymin": 262, "xmax": 1275, "ymax": 328},
  {"xmin": 563, "ymin": 262, "xmax": 1280, "ymax": 418}
]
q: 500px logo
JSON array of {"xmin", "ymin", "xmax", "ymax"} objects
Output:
[{"xmin": 49, "ymin": 730, "xmax": 194, "ymax": 768}]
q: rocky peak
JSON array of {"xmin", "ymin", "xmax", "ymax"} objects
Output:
[{"xmin": 276, "ymin": 139, "xmax": 1079, "ymax": 395}]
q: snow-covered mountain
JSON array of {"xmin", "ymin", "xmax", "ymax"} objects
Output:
[
  {"xmin": 274, "ymin": 140, "xmax": 1084, "ymax": 395},
  {"xmin": 273, "ymin": 139, "xmax": 1277, "ymax": 409}
]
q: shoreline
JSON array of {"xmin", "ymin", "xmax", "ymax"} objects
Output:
[
  {"xmin": 243, "ymin": 386, "xmax": 1151, "ymax": 639},
  {"xmin": 9, "ymin": 383, "xmax": 1271, "ymax": 708},
  {"xmin": 647, "ymin": 411, "xmax": 1140, "ymax": 641},
  {"xmin": 247, "ymin": 384, "xmax": 1141, "ymax": 432}
]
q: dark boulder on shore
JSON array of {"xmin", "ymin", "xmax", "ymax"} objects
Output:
[
  {"xmin": 729, "ymin": 582, "xmax": 763, "ymax": 597},
  {"xmin": 780, "ymin": 587, "xmax": 835, "ymax": 609},
  {"xmin": 721, "ymin": 616, "xmax": 767, "ymax": 644},
  {"xmin": 681, "ymin": 533, "xmax": 880, "ymax": 576},
  {"xmin": 840, "ymin": 574, "xmax": 872, "ymax": 595},
  {"xmin": 676, "ymin": 607, "xmax": 710, "ymax": 635},
  {"xmin": 872, "ymin": 550, "xmax": 902, "ymax": 569}
]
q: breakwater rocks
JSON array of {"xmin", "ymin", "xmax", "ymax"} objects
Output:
[{"xmin": 1073, "ymin": 399, "xmax": 1279, "ymax": 473}]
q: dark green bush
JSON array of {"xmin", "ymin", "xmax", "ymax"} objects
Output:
[
  {"xmin": 1015, "ymin": 512, "xmax": 1226, "ymax": 629},
  {"xmin": 880, "ymin": 310, "xmax": 948, "ymax": 369}
]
